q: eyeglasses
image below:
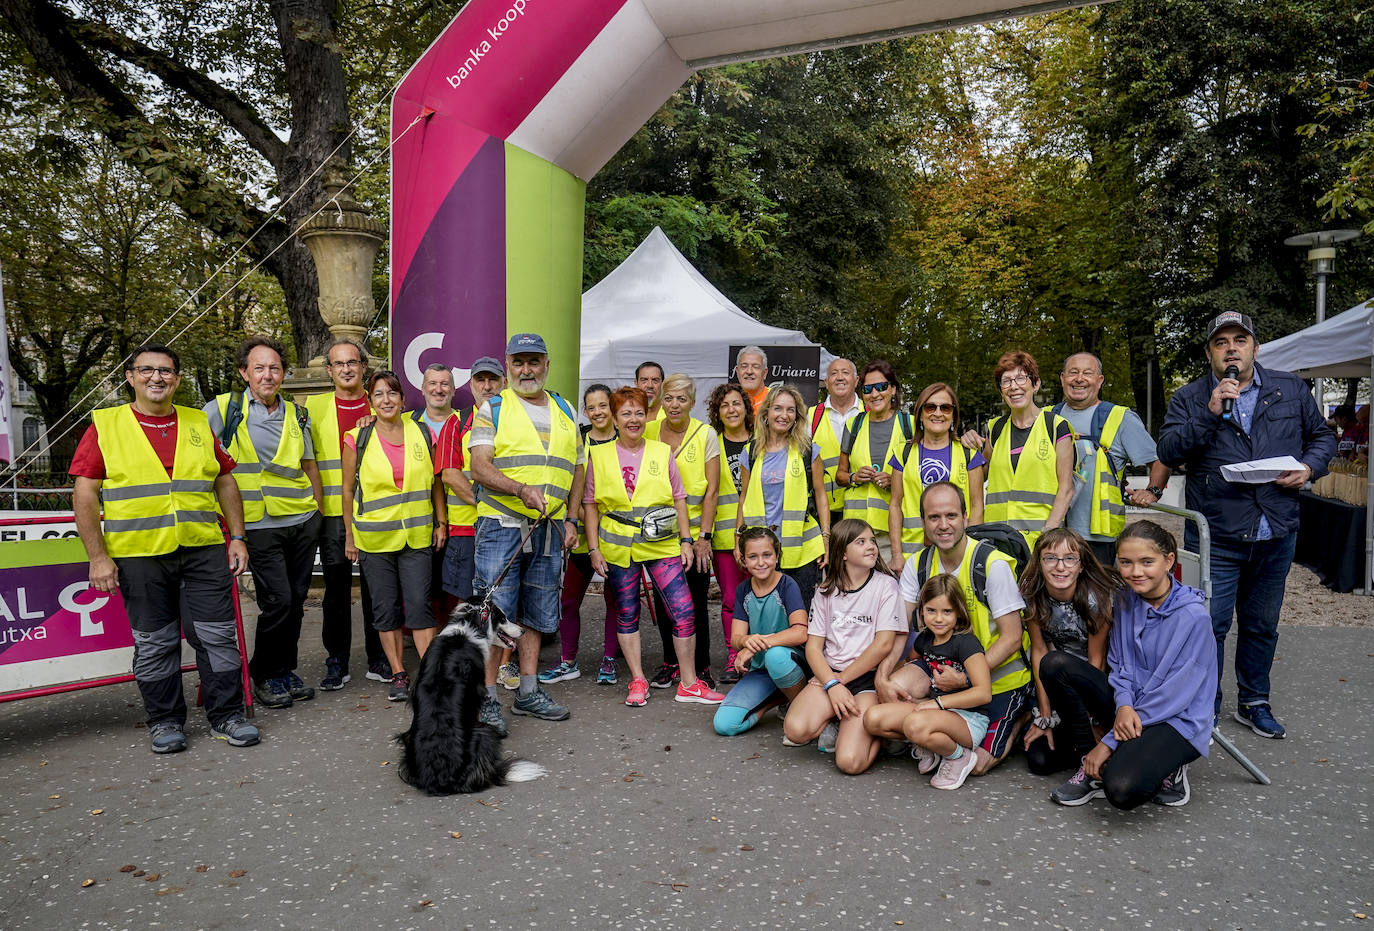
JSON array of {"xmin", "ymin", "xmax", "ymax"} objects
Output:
[
  {"xmin": 329, "ymin": 359, "xmax": 363, "ymax": 369},
  {"xmin": 922, "ymin": 402, "xmax": 955, "ymax": 414},
  {"xmin": 132, "ymin": 366, "xmax": 176, "ymax": 378},
  {"xmin": 1041, "ymin": 553, "xmax": 1081, "ymax": 567},
  {"xmin": 1000, "ymin": 374, "xmax": 1031, "ymax": 389},
  {"xmin": 861, "ymin": 382, "xmax": 891, "ymax": 395}
]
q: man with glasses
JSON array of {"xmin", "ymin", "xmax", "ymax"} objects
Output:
[
  {"xmin": 203, "ymin": 337, "xmax": 324, "ymax": 710},
  {"xmin": 809, "ymin": 358, "xmax": 863, "ymax": 529},
  {"xmin": 1053, "ymin": 352, "xmax": 1172, "ymax": 566},
  {"xmin": 71, "ymin": 344, "xmax": 259, "ymax": 753},
  {"xmin": 306, "ymin": 338, "xmax": 386, "ymax": 689}
]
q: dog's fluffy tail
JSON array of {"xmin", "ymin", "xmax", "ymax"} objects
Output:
[{"xmin": 502, "ymin": 759, "xmax": 547, "ymax": 783}]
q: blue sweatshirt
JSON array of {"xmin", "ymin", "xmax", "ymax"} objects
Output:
[{"xmin": 1102, "ymin": 581, "xmax": 1217, "ymax": 758}]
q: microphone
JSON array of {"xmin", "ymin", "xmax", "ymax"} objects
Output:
[{"xmin": 1220, "ymin": 365, "xmax": 1239, "ymax": 420}]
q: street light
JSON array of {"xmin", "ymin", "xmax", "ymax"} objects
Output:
[{"xmin": 1284, "ymin": 228, "xmax": 1363, "ymax": 410}]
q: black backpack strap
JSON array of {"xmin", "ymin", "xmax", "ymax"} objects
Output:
[
  {"xmin": 897, "ymin": 411, "xmax": 914, "ymax": 443},
  {"xmin": 969, "ymin": 538, "xmax": 995, "ymax": 610},
  {"xmin": 916, "ymin": 545, "xmax": 935, "ymax": 588},
  {"xmin": 989, "ymin": 414, "xmax": 1008, "ymax": 450},
  {"xmin": 840, "ymin": 412, "xmax": 865, "ymax": 457},
  {"xmin": 219, "ymin": 390, "xmax": 245, "ymax": 448},
  {"xmin": 352, "ymin": 422, "xmax": 376, "ymax": 511}
]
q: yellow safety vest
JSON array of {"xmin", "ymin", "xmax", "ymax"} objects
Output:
[
  {"xmin": 475, "ymin": 389, "xmax": 579, "ymax": 522},
  {"xmin": 306, "ymin": 392, "xmax": 371, "ymax": 518},
  {"xmin": 214, "ymin": 394, "xmax": 316, "ymax": 524},
  {"xmin": 589, "ymin": 440, "xmax": 679, "ymax": 568},
  {"xmin": 913, "ymin": 538, "xmax": 1031, "ymax": 694},
  {"xmin": 712, "ymin": 442, "xmax": 741, "ymax": 551},
  {"xmin": 897, "ymin": 441, "xmax": 973, "ymax": 547},
  {"xmin": 448, "ymin": 410, "xmax": 479, "ymax": 530},
  {"xmin": 984, "ymin": 409, "xmax": 1068, "ymax": 547},
  {"xmin": 93, "ymin": 405, "xmax": 224, "ymax": 558},
  {"xmin": 740, "ymin": 443, "xmax": 824, "ymax": 570},
  {"xmin": 841, "ymin": 412, "xmax": 911, "ymax": 530},
  {"xmin": 1078, "ymin": 404, "xmax": 1129, "ymax": 538},
  {"xmin": 645, "ymin": 418, "xmax": 717, "ymax": 542},
  {"xmin": 349, "ymin": 419, "xmax": 434, "ymax": 553},
  {"xmin": 809, "ymin": 404, "xmax": 848, "ymax": 513}
]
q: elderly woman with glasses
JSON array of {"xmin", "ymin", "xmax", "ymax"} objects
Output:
[
  {"xmin": 835, "ymin": 360, "xmax": 913, "ymax": 565},
  {"xmin": 961, "ymin": 351, "xmax": 1074, "ymax": 547}
]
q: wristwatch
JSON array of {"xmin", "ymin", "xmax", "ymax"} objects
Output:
[{"xmin": 1145, "ymin": 485, "xmax": 1165, "ymax": 498}]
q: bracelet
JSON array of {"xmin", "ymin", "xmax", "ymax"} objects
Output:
[
  {"xmin": 823, "ymin": 678, "xmax": 842, "ymax": 691},
  {"xmin": 229, "ymin": 534, "xmax": 246, "ymax": 542},
  {"xmin": 680, "ymin": 536, "xmax": 693, "ymax": 545},
  {"xmin": 1033, "ymin": 711, "xmax": 1061, "ymax": 730},
  {"xmin": 934, "ymin": 695, "xmax": 945, "ymax": 710}
]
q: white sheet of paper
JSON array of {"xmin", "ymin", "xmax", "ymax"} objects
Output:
[{"xmin": 1220, "ymin": 456, "xmax": 1306, "ymax": 484}]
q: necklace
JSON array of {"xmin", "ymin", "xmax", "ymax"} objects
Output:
[{"xmin": 132, "ymin": 404, "xmax": 174, "ymax": 437}]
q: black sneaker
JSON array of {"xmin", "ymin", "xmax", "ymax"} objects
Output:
[
  {"xmin": 1050, "ymin": 767, "xmax": 1104, "ymax": 806},
  {"xmin": 1234, "ymin": 703, "xmax": 1286, "ymax": 739},
  {"xmin": 719, "ymin": 664, "xmax": 741, "ymax": 686},
  {"xmin": 149, "ymin": 721, "xmax": 187, "ymax": 754},
  {"xmin": 388, "ymin": 670, "xmax": 410, "ymax": 702},
  {"xmin": 210, "ymin": 715, "xmax": 260, "ymax": 747},
  {"xmin": 649, "ymin": 662, "xmax": 680, "ymax": 689},
  {"xmin": 319, "ymin": 657, "xmax": 350, "ymax": 691},
  {"xmin": 365, "ymin": 659, "xmax": 392, "ymax": 682},
  {"xmin": 253, "ymin": 677, "xmax": 293, "ymax": 709},
  {"xmin": 696, "ymin": 667, "xmax": 717, "ymax": 692},
  {"xmin": 287, "ymin": 672, "xmax": 315, "ymax": 702},
  {"xmin": 1153, "ymin": 764, "xmax": 1191, "ymax": 807}
]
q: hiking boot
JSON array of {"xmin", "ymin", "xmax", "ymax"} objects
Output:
[
  {"xmin": 287, "ymin": 672, "xmax": 315, "ymax": 702},
  {"xmin": 538, "ymin": 660, "xmax": 581, "ymax": 684},
  {"xmin": 1051, "ymin": 767, "xmax": 1105, "ymax": 806},
  {"xmin": 649, "ymin": 662, "xmax": 680, "ymax": 689},
  {"xmin": 319, "ymin": 656, "xmax": 350, "ymax": 691},
  {"xmin": 480, "ymin": 696, "xmax": 508, "ymax": 737},
  {"xmin": 149, "ymin": 721, "xmax": 186, "ymax": 754},
  {"xmin": 512, "ymin": 686, "xmax": 571, "ymax": 721},
  {"xmin": 1234, "ymin": 703, "xmax": 1286, "ymax": 739},
  {"xmin": 210, "ymin": 715, "xmax": 260, "ymax": 747},
  {"xmin": 597, "ymin": 656, "xmax": 618, "ymax": 685},
  {"xmin": 817, "ymin": 721, "xmax": 840, "ymax": 754},
  {"xmin": 253, "ymin": 677, "xmax": 293, "ymax": 709},
  {"xmin": 387, "ymin": 671, "xmax": 410, "ymax": 702},
  {"xmin": 930, "ymin": 749, "xmax": 978, "ymax": 790},
  {"xmin": 1153, "ymin": 764, "xmax": 1191, "ymax": 807}
]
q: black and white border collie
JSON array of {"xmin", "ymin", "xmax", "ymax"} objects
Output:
[{"xmin": 397, "ymin": 601, "xmax": 547, "ymax": 795}]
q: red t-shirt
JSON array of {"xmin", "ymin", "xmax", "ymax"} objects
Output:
[
  {"xmin": 69, "ymin": 408, "xmax": 236, "ymax": 480},
  {"xmin": 334, "ymin": 396, "xmax": 371, "ymax": 447},
  {"xmin": 434, "ymin": 410, "xmax": 475, "ymax": 536}
]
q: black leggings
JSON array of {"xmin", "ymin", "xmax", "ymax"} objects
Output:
[
  {"xmin": 654, "ymin": 562, "xmax": 712, "ymax": 671},
  {"xmin": 1101, "ymin": 723, "xmax": 1200, "ymax": 810},
  {"xmin": 1026, "ymin": 649, "xmax": 1114, "ymax": 776}
]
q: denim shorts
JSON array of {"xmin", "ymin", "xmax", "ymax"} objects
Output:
[
  {"xmin": 442, "ymin": 534, "xmax": 476, "ymax": 599},
  {"xmin": 949, "ymin": 708, "xmax": 991, "ymax": 748},
  {"xmin": 472, "ymin": 517, "xmax": 563, "ymax": 634}
]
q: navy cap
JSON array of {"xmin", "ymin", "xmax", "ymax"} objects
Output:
[
  {"xmin": 505, "ymin": 333, "xmax": 548, "ymax": 355},
  {"xmin": 1205, "ymin": 311, "xmax": 1257, "ymax": 341},
  {"xmin": 469, "ymin": 356, "xmax": 503, "ymax": 377}
]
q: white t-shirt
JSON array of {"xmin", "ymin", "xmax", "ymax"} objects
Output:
[
  {"xmin": 808, "ymin": 570, "xmax": 906, "ymax": 670},
  {"xmin": 898, "ymin": 544, "xmax": 1026, "ymax": 621}
]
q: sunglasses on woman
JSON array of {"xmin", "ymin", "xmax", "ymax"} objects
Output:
[
  {"xmin": 922, "ymin": 402, "xmax": 955, "ymax": 414},
  {"xmin": 861, "ymin": 382, "xmax": 891, "ymax": 395}
]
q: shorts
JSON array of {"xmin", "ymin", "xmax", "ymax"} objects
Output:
[
  {"xmin": 472, "ymin": 517, "xmax": 562, "ymax": 634},
  {"xmin": 840, "ymin": 668, "xmax": 878, "ymax": 695},
  {"xmin": 949, "ymin": 708, "xmax": 991, "ymax": 748},
  {"xmin": 981, "ymin": 683, "xmax": 1034, "ymax": 758},
  {"xmin": 442, "ymin": 534, "xmax": 476, "ymax": 599}
]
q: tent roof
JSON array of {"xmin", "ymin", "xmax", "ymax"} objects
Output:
[
  {"xmin": 1258, "ymin": 300, "xmax": 1374, "ymax": 379},
  {"xmin": 580, "ymin": 227, "xmax": 821, "ymax": 381}
]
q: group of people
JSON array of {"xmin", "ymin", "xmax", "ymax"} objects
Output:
[{"xmin": 73, "ymin": 310, "xmax": 1334, "ymax": 811}]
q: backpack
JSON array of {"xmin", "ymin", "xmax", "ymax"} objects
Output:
[
  {"xmin": 915, "ymin": 521, "xmax": 1029, "ymax": 610},
  {"xmin": 218, "ymin": 389, "xmax": 309, "ymax": 449},
  {"xmin": 352, "ymin": 420, "xmax": 434, "ymax": 511},
  {"xmin": 488, "ymin": 391, "xmax": 576, "ymax": 431},
  {"xmin": 839, "ymin": 410, "xmax": 915, "ymax": 459}
]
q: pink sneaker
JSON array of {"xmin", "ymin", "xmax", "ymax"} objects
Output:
[
  {"xmin": 929, "ymin": 748, "xmax": 978, "ymax": 790},
  {"xmin": 911, "ymin": 744, "xmax": 939, "ymax": 775},
  {"xmin": 625, "ymin": 677, "xmax": 649, "ymax": 707},
  {"xmin": 674, "ymin": 678, "xmax": 724, "ymax": 705}
]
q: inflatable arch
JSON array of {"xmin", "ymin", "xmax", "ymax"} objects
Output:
[{"xmin": 391, "ymin": 0, "xmax": 1089, "ymax": 397}]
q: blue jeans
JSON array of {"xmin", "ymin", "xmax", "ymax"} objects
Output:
[
  {"xmin": 1190, "ymin": 528, "xmax": 1297, "ymax": 709},
  {"xmin": 713, "ymin": 647, "xmax": 806, "ymax": 736},
  {"xmin": 473, "ymin": 517, "xmax": 563, "ymax": 634}
]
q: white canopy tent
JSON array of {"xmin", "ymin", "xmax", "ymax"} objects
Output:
[
  {"xmin": 579, "ymin": 227, "xmax": 833, "ymax": 419},
  {"xmin": 1259, "ymin": 299, "xmax": 1373, "ymax": 594}
]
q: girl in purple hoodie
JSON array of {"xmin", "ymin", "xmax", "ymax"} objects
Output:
[{"xmin": 1068, "ymin": 520, "xmax": 1218, "ymax": 809}]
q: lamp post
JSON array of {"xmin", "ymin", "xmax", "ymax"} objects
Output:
[{"xmin": 1284, "ymin": 229, "xmax": 1363, "ymax": 412}]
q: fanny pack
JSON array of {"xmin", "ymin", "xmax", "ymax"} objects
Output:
[{"xmin": 606, "ymin": 505, "xmax": 679, "ymax": 542}]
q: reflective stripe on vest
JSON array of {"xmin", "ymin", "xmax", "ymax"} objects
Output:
[
  {"xmin": 914, "ymin": 540, "xmax": 1031, "ymax": 694},
  {"xmin": 841, "ymin": 412, "xmax": 907, "ymax": 530},
  {"xmin": 645, "ymin": 418, "xmax": 717, "ymax": 540},
  {"xmin": 1085, "ymin": 404, "xmax": 1130, "ymax": 538},
  {"xmin": 740, "ymin": 444, "xmax": 824, "ymax": 570},
  {"xmin": 810, "ymin": 405, "xmax": 847, "ymax": 513},
  {"xmin": 306, "ymin": 392, "xmax": 368, "ymax": 518},
  {"xmin": 898, "ymin": 442, "xmax": 972, "ymax": 547},
  {"xmin": 475, "ymin": 389, "xmax": 579, "ymax": 522},
  {"xmin": 94, "ymin": 405, "xmax": 224, "ymax": 558},
  {"xmin": 589, "ymin": 440, "xmax": 678, "ymax": 568},
  {"xmin": 983, "ymin": 411, "xmax": 1066, "ymax": 548},
  {"xmin": 215, "ymin": 394, "xmax": 316, "ymax": 524},
  {"xmin": 349, "ymin": 419, "xmax": 434, "ymax": 553}
]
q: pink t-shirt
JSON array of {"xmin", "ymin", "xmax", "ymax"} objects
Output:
[
  {"xmin": 807, "ymin": 570, "xmax": 907, "ymax": 670},
  {"xmin": 584, "ymin": 442, "xmax": 685, "ymax": 504},
  {"xmin": 344, "ymin": 432, "xmax": 405, "ymax": 489}
]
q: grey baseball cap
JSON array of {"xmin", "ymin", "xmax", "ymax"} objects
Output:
[
  {"xmin": 1205, "ymin": 311, "xmax": 1257, "ymax": 341},
  {"xmin": 505, "ymin": 333, "xmax": 547, "ymax": 355},
  {"xmin": 469, "ymin": 356, "xmax": 503, "ymax": 377}
]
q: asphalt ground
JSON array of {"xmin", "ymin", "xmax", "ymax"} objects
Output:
[{"xmin": 1, "ymin": 595, "xmax": 1370, "ymax": 930}]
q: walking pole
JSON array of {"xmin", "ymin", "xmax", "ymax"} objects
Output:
[{"xmin": 1210, "ymin": 726, "xmax": 1272, "ymax": 785}]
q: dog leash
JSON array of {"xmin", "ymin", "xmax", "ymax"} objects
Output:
[{"xmin": 479, "ymin": 497, "xmax": 567, "ymax": 648}]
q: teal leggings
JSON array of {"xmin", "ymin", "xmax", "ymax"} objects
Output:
[{"xmin": 713, "ymin": 646, "xmax": 806, "ymax": 736}]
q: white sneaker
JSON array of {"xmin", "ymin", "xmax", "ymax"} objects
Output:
[
  {"xmin": 817, "ymin": 721, "xmax": 839, "ymax": 754},
  {"xmin": 930, "ymin": 748, "xmax": 977, "ymax": 790}
]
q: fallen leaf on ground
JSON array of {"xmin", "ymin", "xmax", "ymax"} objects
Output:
[
  {"xmin": 229, "ymin": 869, "xmax": 247, "ymax": 878},
  {"xmin": 356, "ymin": 705, "xmax": 368, "ymax": 711},
  {"xmin": 895, "ymin": 922, "xmax": 905, "ymax": 927},
  {"xmin": 645, "ymin": 880, "xmax": 689, "ymax": 892},
  {"xmin": 132, "ymin": 870, "xmax": 146, "ymax": 877},
  {"xmin": 419, "ymin": 898, "xmax": 434, "ymax": 907},
  {"xmin": 90, "ymin": 809, "xmax": 104, "ymax": 815},
  {"xmin": 380, "ymin": 761, "xmax": 389, "ymax": 766},
  {"xmin": 743, "ymin": 753, "xmax": 760, "ymax": 761},
  {"xmin": 194, "ymin": 865, "xmax": 209, "ymax": 873},
  {"xmin": 144, "ymin": 873, "xmax": 161, "ymax": 882},
  {"xmin": 81, "ymin": 879, "xmax": 95, "ymax": 888},
  {"xmin": 48, "ymin": 794, "xmax": 60, "ymax": 799},
  {"xmin": 449, "ymin": 832, "xmax": 462, "ymax": 839},
  {"xmin": 1354, "ymin": 914, "xmax": 1366, "ymax": 920},
  {"xmin": 119, "ymin": 865, "xmax": 136, "ymax": 873},
  {"xmin": 739, "ymin": 845, "xmax": 754, "ymax": 851},
  {"xmin": 663, "ymin": 745, "xmax": 671, "ymax": 751},
  {"xmin": 709, "ymin": 816, "xmax": 719, "ymax": 821},
  {"xmin": 155, "ymin": 887, "xmax": 184, "ymax": 896}
]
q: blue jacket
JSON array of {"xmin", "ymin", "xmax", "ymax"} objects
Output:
[
  {"xmin": 1157, "ymin": 363, "xmax": 1336, "ymax": 542},
  {"xmin": 1103, "ymin": 582, "xmax": 1216, "ymax": 758}
]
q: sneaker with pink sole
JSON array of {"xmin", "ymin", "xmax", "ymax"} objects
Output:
[
  {"xmin": 911, "ymin": 744, "xmax": 939, "ymax": 775},
  {"xmin": 625, "ymin": 677, "xmax": 649, "ymax": 707},
  {"xmin": 929, "ymin": 748, "xmax": 978, "ymax": 790},
  {"xmin": 674, "ymin": 678, "xmax": 724, "ymax": 704}
]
